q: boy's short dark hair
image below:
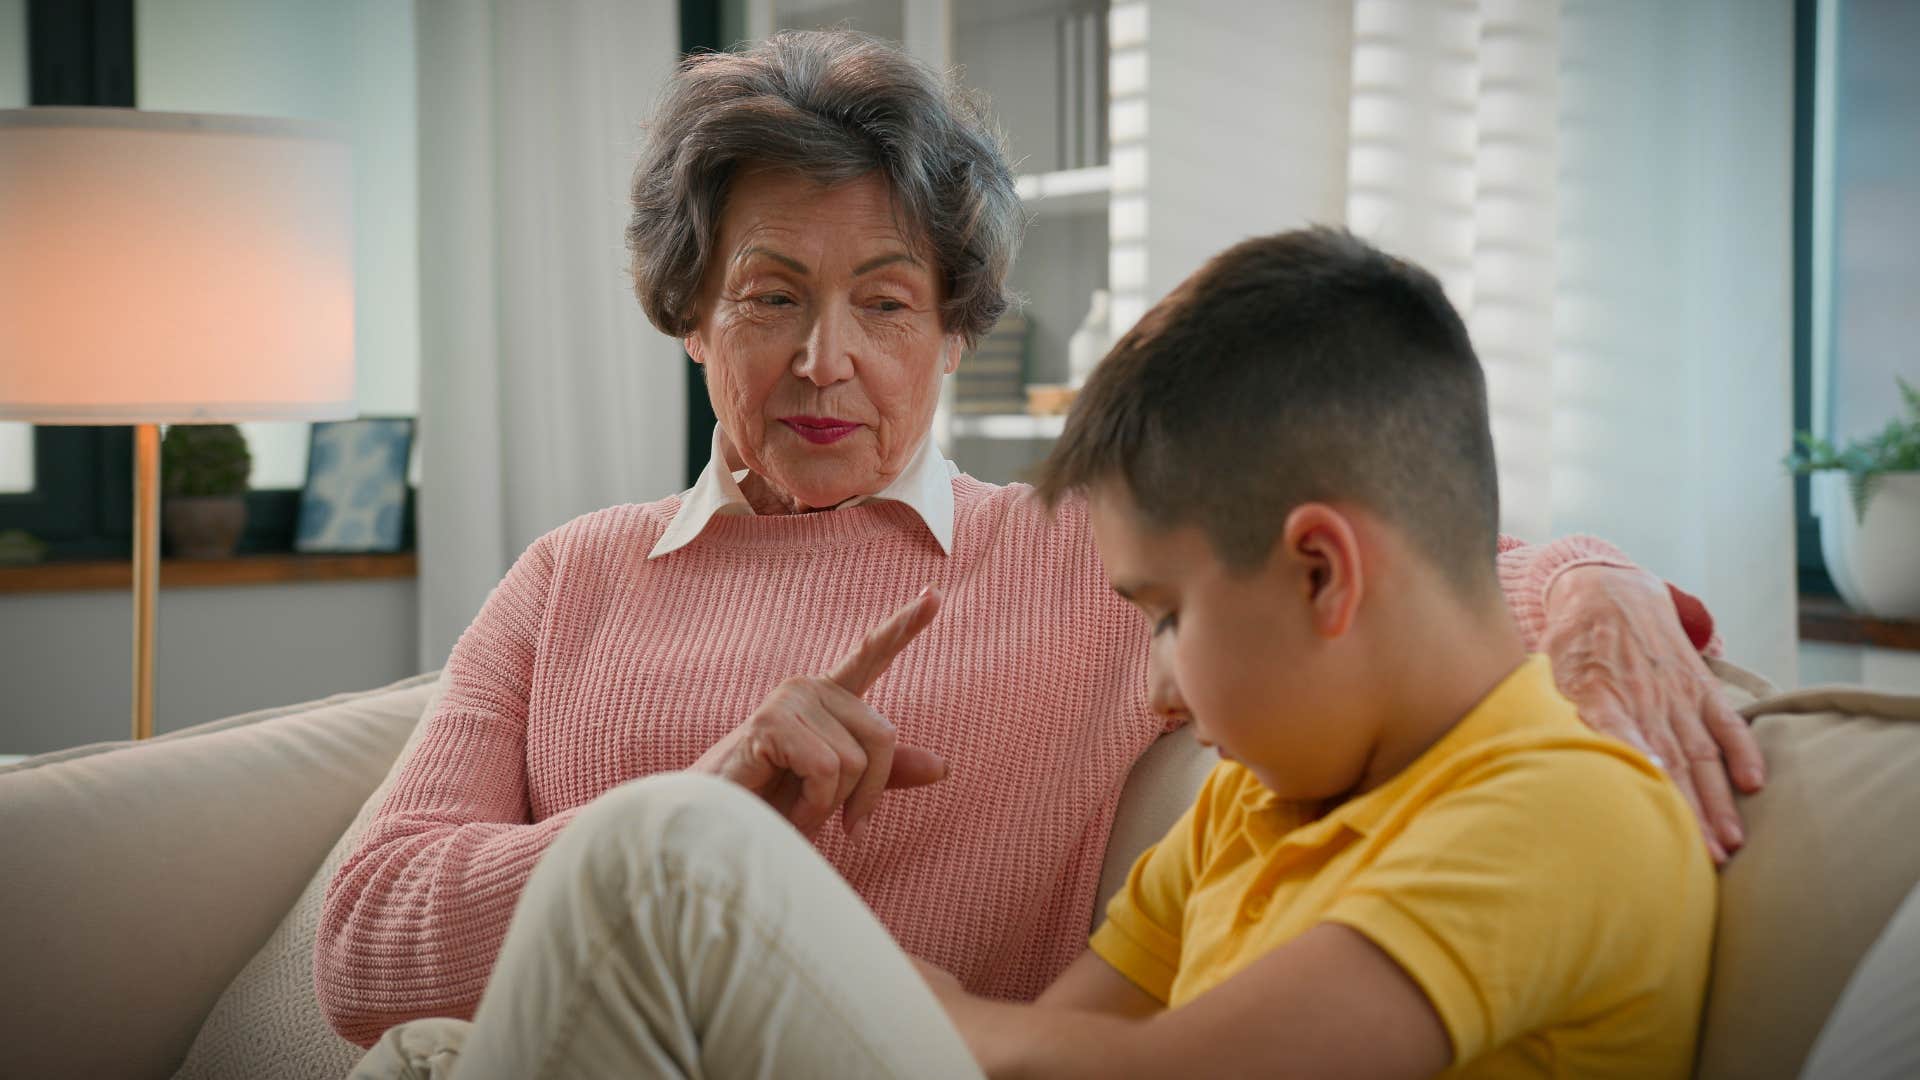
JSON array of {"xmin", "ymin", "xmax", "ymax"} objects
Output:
[{"xmin": 1033, "ymin": 227, "xmax": 1500, "ymax": 590}]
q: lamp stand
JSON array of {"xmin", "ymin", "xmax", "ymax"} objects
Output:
[{"xmin": 132, "ymin": 423, "xmax": 160, "ymax": 740}]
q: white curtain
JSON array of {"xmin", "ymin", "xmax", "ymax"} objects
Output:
[
  {"xmin": 415, "ymin": 0, "xmax": 687, "ymax": 671},
  {"xmin": 1337, "ymin": 0, "xmax": 1798, "ymax": 682}
]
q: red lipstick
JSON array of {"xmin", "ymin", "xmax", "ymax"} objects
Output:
[{"xmin": 780, "ymin": 416, "xmax": 861, "ymax": 445}]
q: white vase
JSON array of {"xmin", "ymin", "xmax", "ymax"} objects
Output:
[
  {"xmin": 1066, "ymin": 289, "xmax": 1111, "ymax": 388},
  {"xmin": 1813, "ymin": 470, "xmax": 1920, "ymax": 618}
]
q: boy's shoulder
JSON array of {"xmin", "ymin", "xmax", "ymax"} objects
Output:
[
  {"xmin": 1323, "ymin": 710, "xmax": 1717, "ymax": 1072},
  {"xmin": 1438, "ymin": 722, "xmax": 1692, "ymax": 832}
]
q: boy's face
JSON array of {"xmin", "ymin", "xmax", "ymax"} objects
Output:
[{"xmin": 1087, "ymin": 481, "xmax": 1376, "ymax": 803}]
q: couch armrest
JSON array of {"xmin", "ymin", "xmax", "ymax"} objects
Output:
[{"xmin": 0, "ymin": 673, "xmax": 436, "ymax": 1079}]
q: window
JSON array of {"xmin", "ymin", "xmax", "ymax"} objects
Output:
[
  {"xmin": 0, "ymin": 0, "xmax": 31, "ymax": 496},
  {"xmin": 1795, "ymin": 0, "xmax": 1920, "ymax": 593},
  {"xmin": 1, "ymin": 0, "xmax": 419, "ymax": 556}
]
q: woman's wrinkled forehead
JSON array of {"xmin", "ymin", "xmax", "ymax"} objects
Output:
[{"xmin": 707, "ymin": 169, "xmax": 940, "ymax": 294}]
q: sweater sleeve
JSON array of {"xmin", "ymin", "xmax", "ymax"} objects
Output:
[
  {"xmin": 1496, "ymin": 534, "xmax": 1719, "ymax": 656},
  {"xmin": 314, "ymin": 530, "xmax": 582, "ymax": 1047}
]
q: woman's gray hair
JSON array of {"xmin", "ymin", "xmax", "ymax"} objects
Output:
[{"xmin": 627, "ymin": 30, "xmax": 1022, "ymax": 347}]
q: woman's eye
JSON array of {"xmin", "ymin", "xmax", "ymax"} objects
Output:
[
  {"xmin": 871, "ymin": 298, "xmax": 907, "ymax": 313},
  {"xmin": 755, "ymin": 293, "xmax": 795, "ymax": 308}
]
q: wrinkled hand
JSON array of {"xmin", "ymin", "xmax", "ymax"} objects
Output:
[
  {"xmin": 1542, "ymin": 566, "xmax": 1767, "ymax": 864},
  {"xmin": 693, "ymin": 587, "xmax": 949, "ymax": 842}
]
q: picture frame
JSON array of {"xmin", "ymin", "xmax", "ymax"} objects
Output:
[{"xmin": 295, "ymin": 417, "xmax": 415, "ymax": 554}]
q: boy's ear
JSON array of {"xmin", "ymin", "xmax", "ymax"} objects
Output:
[{"xmin": 1280, "ymin": 503, "xmax": 1363, "ymax": 640}]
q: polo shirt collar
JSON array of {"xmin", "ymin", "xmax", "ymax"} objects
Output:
[{"xmin": 649, "ymin": 425, "xmax": 958, "ymax": 559}]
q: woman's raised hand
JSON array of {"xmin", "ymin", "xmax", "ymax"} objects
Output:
[{"xmin": 692, "ymin": 586, "xmax": 949, "ymax": 842}]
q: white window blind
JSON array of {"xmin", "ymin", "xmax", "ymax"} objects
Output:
[{"xmin": 1346, "ymin": 0, "xmax": 1560, "ymax": 543}]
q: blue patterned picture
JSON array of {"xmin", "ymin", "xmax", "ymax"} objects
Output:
[{"xmin": 296, "ymin": 418, "xmax": 414, "ymax": 553}]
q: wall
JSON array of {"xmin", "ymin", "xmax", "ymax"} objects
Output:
[
  {"xmin": 1138, "ymin": 0, "xmax": 1351, "ymax": 308},
  {"xmin": 1549, "ymin": 0, "xmax": 1799, "ymax": 685},
  {"xmin": 1800, "ymin": 642, "xmax": 1920, "ymax": 695},
  {"xmin": 0, "ymin": 580, "xmax": 418, "ymax": 755},
  {"xmin": 1121, "ymin": 1, "xmax": 1798, "ymax": 684}
]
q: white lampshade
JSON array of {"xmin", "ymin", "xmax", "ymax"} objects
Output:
[{"xmin": 0, "ymin": 108, "xmax": 355, "ymax": 424}]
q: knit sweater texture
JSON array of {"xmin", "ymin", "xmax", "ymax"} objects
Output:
[{"xmin": 315, "ymin": 476, "xmax": 1703, "ymax": 1046}]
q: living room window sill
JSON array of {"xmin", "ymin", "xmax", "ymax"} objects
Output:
[
  {"xmin": 1799, "ymin": 593, "xmax": 1920, "ymax": 653},
  {"xmin": 0, "ymin": 552, "xmax": 418, "ymax": 594}
]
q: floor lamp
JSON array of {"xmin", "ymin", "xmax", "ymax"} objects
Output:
[{"xmin": 0, "ymin": 108, "xmax": 355, "ymax": 740}]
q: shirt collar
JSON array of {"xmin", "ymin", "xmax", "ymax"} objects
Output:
[{"xmin": 649, "ymin": 425, "xmax": 958, "ymax": 559}]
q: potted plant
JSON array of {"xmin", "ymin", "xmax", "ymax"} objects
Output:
[
  {"xmin": 1788, "ymin": 376, "xmax": 1920, "ymax": 617},
  {"xmin": 161, "ymin": 424, "xmax": 252, "ymax": 559}
]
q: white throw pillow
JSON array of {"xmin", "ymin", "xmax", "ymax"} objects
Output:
[{"xmin": 173, "ymin": 671, "xmax": 449, "ymax": 1080}]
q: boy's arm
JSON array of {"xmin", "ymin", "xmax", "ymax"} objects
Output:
[
  {"xmin": 1033, "ymin": 950, "xmax": 1163, "ymax": 1018},
  {"xmin": 921, "ymin": 926, "xmax": 1448, "ymax": 1080}
]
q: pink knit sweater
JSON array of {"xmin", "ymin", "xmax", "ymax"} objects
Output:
[{"xmin": 315, "ymin": 476, "xmax": 1688, "ymax": 1046}]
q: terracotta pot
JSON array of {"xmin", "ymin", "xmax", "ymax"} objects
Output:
[{"xmin": 162, "ymin": 496, "xmax": 247, "ymax": 559}]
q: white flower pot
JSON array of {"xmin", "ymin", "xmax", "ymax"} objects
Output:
[{"xmin": 1813, "ymin": 470, "xmax": 1920, "ymax": 618}]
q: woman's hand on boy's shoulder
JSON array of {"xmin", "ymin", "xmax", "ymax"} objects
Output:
[{"xmin": 1542, "ymin": 564, "xmax": 1765, "ymax": 865}]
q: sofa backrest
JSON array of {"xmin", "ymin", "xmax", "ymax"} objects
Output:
[
  {"xmin": 7, "ymin": 658, "xmax": 1917, "ymax": 1080},
  {"xmin": 1696, "ymin": 682, "xmax": 1920, "ymax": 1080},
  {"xmin": 0, "ymin": 673, "xmax": 437, "ymax": 1080},
  {"xmin": 1799, "ymin": 875, "xmax": 1920, "ymax": 1080}
]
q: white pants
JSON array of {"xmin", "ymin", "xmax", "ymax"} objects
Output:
[{"xmin": 350, "ymin": 773, "xmax": 985, "ymax": 1080}]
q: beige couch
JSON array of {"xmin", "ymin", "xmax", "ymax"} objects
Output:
[{"xmin": 3, "ymin": 659, "xmax": 1918, "ymax": 1079}]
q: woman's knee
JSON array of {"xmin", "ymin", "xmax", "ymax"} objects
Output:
[{"xmin": 555, "ymin": 772, "xmax": 782, "ymax": 880}]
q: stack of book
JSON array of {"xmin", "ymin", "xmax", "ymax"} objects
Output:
[{"xmin": 954, "ymin": 313, "xmax": 1029, "ymax": 414}]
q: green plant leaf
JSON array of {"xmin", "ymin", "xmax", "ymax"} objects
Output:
[
  {"xmin": 1788, "ymin": 373, "xmax": 1920, "ymax": 519},
  {"xmin": 160, "ymin": 424, "xmax": 253, "ymax": 498},
  {"xmin": 1850, "ymin": 470, "xmax": 1877, "ymax": 524}
]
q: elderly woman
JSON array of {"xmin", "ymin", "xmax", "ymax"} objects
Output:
[{"xmin": 320, "ymin": 29, "xmax": 1761, "ymax": 1073}]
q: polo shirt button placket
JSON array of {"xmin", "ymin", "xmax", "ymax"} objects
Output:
[{"xmin": 1241, "ymin": 891, "xmax": 1270, "ymax": 921}]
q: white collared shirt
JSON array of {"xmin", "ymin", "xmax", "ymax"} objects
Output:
[{"xmin": 649, "ymin": 425, "xmax": 960, "ymax": 558}]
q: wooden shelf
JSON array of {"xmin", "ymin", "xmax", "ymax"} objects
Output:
[
  {"xmin": 1799, "ymin": 594, "xmax": 1920, "ymax": 653},
  {"xmin": 0, "ymin": 552, "xmax": 417, "ymax": 595}
]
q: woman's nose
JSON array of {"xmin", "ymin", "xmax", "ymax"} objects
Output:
[{"xmin": 793, "ymin": 304, "xmax": 857, "ymax": 386}]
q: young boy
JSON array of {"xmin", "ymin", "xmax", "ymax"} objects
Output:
[{"xmin": 915, "ymin": 227, "xmax": 1717, "ymax": 1077}]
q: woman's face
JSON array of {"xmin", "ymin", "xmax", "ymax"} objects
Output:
[{"xmin": 687, "ymin": 168, "xmax": 960, "ymax": 512}]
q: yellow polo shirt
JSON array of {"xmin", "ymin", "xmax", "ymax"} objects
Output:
[{"xmin": 1091, "ymin": 655, "xmax": 1715, "ymax": 1078}]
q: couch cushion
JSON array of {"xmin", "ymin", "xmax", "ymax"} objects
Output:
[
  {"xmin": 1096, "ymin": 724, "xmax": 1215, "ymax": 927},
  {"xmin": 0, "ymin": 671, "xmax": 438, "ymax": 1080},
  {"xmin": 1800, "ymin": 877, "xmax": 1920, "ymax": 1080},
  {"xmin": 174, "ymin": 670, "xmax": 447, "ymax": 1080},
  {"xmin": 1696, "ymin": 683, "xmax": 1920, "ymax": 1080}
]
